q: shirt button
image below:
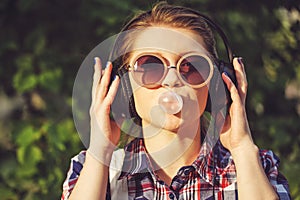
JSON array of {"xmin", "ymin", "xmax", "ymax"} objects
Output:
[
  {"xmin": 184, "ymin": 169, "xmax": 190, "ymax": 175},
  {"xmin": 169, "ymin": 193, "xmax": 175, "ymax": 199}
]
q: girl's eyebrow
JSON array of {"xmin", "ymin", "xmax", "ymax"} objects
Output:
[
  {"xmin": 178, "ymin": 51, "xmax": 200, "ymax": 56},
  {"xmin": 133, "ymin": 49, "xmax": 206, "ymax": 56}
]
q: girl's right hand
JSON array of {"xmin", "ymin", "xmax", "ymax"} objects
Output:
[{"xmin": 88, "ymin": 57, "xmax": 121, "ymax": 163}]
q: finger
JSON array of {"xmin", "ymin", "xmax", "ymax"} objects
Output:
[
  {"xmin": 97, "ymin": 61, "xmax": 113, "ymax": 101},
  {"xmin": 91, "ymin": 57, "xmax": 102, "ymax": 106},
  {"xmin": 233, "ymin": 57, "xmax": 247, "ymax": 104},
  {"xmin": 103, "ymin": 75, "xmax": 120, "ymax": 109},
  {"xmin": 233, "ymin": 58, "xmax": 247, "ymax": 91},
  {"xmin": 222, "ymin": 72, "xmax": 243, "ymax": 106},
  {"xmin": 97, "ymin": 76, "xmax": 120, "ymax": 119},
  {"xmin": 93, "ymin": 77, "xmax": 120, "ymax": 129}
]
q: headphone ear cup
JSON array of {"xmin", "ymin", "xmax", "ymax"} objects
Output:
[
  {"xmin": 119, "ymin": 67, "xmax": 140, "ymax": 120},
  {"xmin": 111, "ymin": 65, "xmax": 142, "ymax": 125},
  {"xmin": 205, "ymin": 60, "xmax": 237, "ymax": 113},
  {"xmin": 219, "ymin": 60, "xmax": 237, "ymax": 86},
  {"xmin": 205, "ymin": 66, "xmax": 224, "ymax": 112},
  {"xmin": 110, "ymin": 59, "xmax": 131, "ymax": 120}
]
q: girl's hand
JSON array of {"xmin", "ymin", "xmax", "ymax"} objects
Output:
[
  {"xmin": 220, "ymin": 58, "xmax": 280, "ymax": 199},
  {"xmin": 220, "ymin": 57, "xmax": 255, "ymax": 155},
  {"xmin": 88, "ymin": 57, "xmax": 121, "ymax": 163}
]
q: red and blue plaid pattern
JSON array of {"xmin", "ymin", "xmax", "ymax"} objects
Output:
[{"xmin": 62, "ymin": 137, "xmax": 290, "ymax": 199}]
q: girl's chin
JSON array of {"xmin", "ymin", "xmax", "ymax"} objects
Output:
[
  {"xmin": 156, "ymin": 115, "xmax": 183, "ymax": 132},
  {"xmin": 142, "ymin": 115, "xmax": 181, "ymax": 130}
]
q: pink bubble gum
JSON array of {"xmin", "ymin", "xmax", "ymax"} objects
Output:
[{"xmin": 158, "ymin": 91, "xmax": 183, "ymax": 115}]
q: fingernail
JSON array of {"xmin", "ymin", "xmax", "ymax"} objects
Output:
[
  {"xmin": 223, "ymin": 72, "xmax": 232, "ymax": 83},
  {"xmin": 94, "ymin": 57, "xmax": 97, "ymax": 65},
  {"xmin": 113, "ymin": 75, "xmax": 119, "ymax": 81},
  {"xmin": 106, "ymin": 61, "xmax": 111, "ymax": 69},
  {"xmin": 223, "ymin": 71, "xmax": 230, "ymax": 78},
  {"xmin": 238, "ymin": 57, "xmax": 243, "ymax": 65}
]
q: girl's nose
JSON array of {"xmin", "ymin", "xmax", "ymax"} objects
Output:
[{"xmin": 161, "ymin": 66, "xmax": 184, "ymax": 88}]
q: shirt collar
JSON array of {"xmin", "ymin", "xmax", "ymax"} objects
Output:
[
  {"xmin": 118, "ymin": 138, "xmax": 155, "ymax": 180},
  {"xmin": 118, "ymin": 131, "xmax": 236, "ymax": 188}
]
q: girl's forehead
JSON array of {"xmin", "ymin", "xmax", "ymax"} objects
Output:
[{"xmin": 130, "ymin": 27, "xmax": 208, "ymax": 55}]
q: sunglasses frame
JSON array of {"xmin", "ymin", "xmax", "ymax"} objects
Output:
[{"xmin": 127, "ymin": 52, "xmax": 214, "ymax": 89}]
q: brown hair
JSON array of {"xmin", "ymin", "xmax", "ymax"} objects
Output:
[{"xmin": 114, "ymin": 2, "xmax": 218, "ymax": 67}]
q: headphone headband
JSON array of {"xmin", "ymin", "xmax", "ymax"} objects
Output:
[
  {"xmin": 190, "ymin": 10, "xmax": 233, "ymax": 63},
  {"xmin": 109, "ymin": 9, "xmax": 233, "ymax": 64}
]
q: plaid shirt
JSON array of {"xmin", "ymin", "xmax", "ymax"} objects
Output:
[{"xmin": 62, "ymin": 138, "xmax": 290, "ymax": 199}]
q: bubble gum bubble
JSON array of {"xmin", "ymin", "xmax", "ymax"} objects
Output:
[{"xmin": 158, "ymin": 91, "xmax": 183, "ymax": 114}]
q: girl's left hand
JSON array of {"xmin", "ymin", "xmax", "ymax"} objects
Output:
[{"xmin": 220, "ymin": 57, "xmax": 255, "ymax": 154}]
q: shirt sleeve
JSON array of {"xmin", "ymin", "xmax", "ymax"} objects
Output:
[
  {"xmin": 61, "ymin": 151, "xmax": 112, "ymax": 200},
  {"xmin": 61, "ymin": 151, "xmax": 86, "ymax": 200},
  {"xmin": 259, "ymin": 150, "xmax": 291, "ymax": 200}
]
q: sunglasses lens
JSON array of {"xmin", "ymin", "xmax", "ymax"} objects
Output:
[
  {"xmin": 133, "ymin": 55, "xmax": 164, "ymax": 86},
  {"xmin": 179, "ymin": 55, "xmax": 211, "ymax": 86}
]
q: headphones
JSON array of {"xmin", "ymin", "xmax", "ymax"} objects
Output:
[{"xmin": 108, "ymin": 8, "xmax": 238, "ymax": 121}]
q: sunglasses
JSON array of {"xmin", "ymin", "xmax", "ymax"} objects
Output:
[{"xmin": 128, "ymin": 52, "xmax": 214, "ymax": 88}]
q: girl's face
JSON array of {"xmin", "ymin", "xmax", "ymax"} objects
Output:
[{"xmin": 128, "ymin": 26, "xmax": 210, "ymax": 132}]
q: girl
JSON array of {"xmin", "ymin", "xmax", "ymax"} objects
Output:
[{"xmin": 62, "ymin": 3, "xmax": 290, "ymax": 200}]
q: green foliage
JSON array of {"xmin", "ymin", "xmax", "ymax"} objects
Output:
[{"xmin": 0, "ymin": 0, "xmax": 299, "ymax": 199}]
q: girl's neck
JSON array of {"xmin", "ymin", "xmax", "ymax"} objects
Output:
[{"xmin": 142, "ymin": 119, "xmax": 201, "ymax": 185}]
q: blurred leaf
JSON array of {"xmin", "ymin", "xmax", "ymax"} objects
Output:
[
  {"xmin": 1, "ymin": 0, "xmax": 299, "ymax": 199},
  {"xmin": 15, "ymin": 125, "xmax": 41, "ymax": 147},
  {"xmin": 38, "ymin": 68, "xmax": 62, "ymax": 92},
  {"xmin": 0, "ymin": 185, "xmax": 18, "ymax": 200}
]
